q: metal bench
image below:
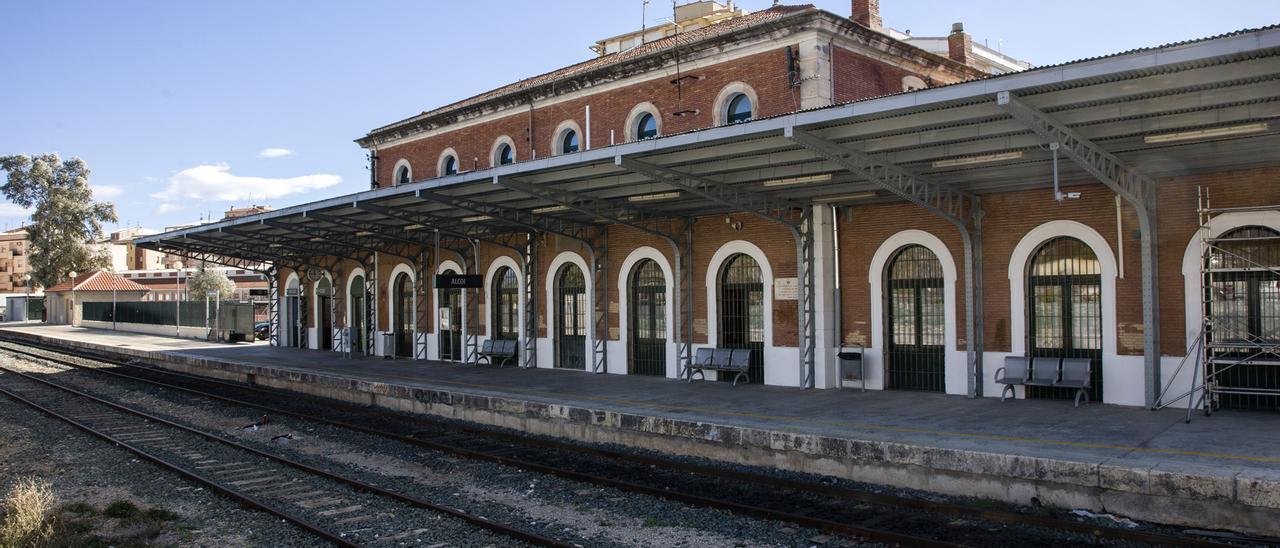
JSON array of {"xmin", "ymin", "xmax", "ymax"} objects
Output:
[
  {"xmin": 478, "ymin": 339, "xmax": 518, "ymax": 367},
  {"xmin": 688, "ymin": 347, "xmax": 751, "ymax": 386},
  {"xmin": 995, "ymin": 356, "xmax": 1093, "ymax": 407}
]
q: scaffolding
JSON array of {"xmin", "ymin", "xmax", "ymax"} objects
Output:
[{"xmin": 1159, "ymin": 187, "xmax": 1280, "ymax": 420}]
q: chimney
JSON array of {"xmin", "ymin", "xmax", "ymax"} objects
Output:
[
  {"xmin": 948, "ymin": 22, "xmax": 972, "ymax": 66},
  {"xmin": 852, "ymin": 0, "xmax": 881, "ymax": 31}
]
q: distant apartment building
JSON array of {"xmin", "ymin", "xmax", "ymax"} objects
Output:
[{"xmin": 0, "ymin": 227, "xmax": 34, "ymax": 293}]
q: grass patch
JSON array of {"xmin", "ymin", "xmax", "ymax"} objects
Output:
[
  {"xmin": 0, "ymin": 477, "xmax": 56, "ymax": 547},
  {"xmin": 102, "ymin": 500, "xmax": 140, "ymax": 520}
]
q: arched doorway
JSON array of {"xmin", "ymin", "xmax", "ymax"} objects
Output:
[
  {"xmin": 438, "ymin": 269, "xmax": 463, "ymax": 361},
  {"xmin": 284, "ymin": 277, "xmax": 300, "ymax": 348},
  {"xmin": 350, "ymin": 274, "xmax": 366, "ymax": 355},
  {"xmin": 629, "ymin": 259, "xmax": 666, "ymax": 376},
  {"xmin": 556, "ymin": 264, "xmax": 587, "ymax": 370},
  {"xmin": 316, "ymin": 277, "xmax": 333, "ymax": 350},
  {"xmin": 1206, "ymin": 225, "xmax": 1280, "ymax": 410},
  {"xmin": 719, "ymin": 254, "xmax": 763, "ymax": 383},
  {"xmin": 492, "ymin": 266, "xmax": 519, "ymax": 340},
  {"xmin": 1028, "ymin": 237, "xmax": 1103, "ymax": 401},
  {"xmin": 884, "ymin": 245, "xmax": 945, "ymax": 392},
  {"xmin": 393, "ymin": 272, "xmax": 413, "ymax": 358}
]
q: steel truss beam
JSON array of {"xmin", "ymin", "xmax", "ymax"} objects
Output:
[
  {"xmin": 268, "ymin": 266, "xmax": 279, "ymax": 347},
  {"xmin": 998, "ymin": 91, "xmax": 1161, "ymax": 408},
  {"xmin": 259, "ymin": 219, "xmax": 416, "ymax": 263},
  {"xmin": 617, "ymin": 155, "xmax": 817, "ymax": 388},
  {"xmin": 141, "ymin": 239, "xmax": 269, "ymax": 273},
  {"xmin": 304, "ymin": 211, "xmax": 428, "ymax": 249},
  {"xmin": 352, "ymin": 201, "xmax": 524, "ymax": 256},
  {"xmin": 414, "ymin": 189, "xmax": 611, "ymax": 373},
  {"xmin": 788, "ymin": 127, "xmax": 986, "ymax": 397},
  {"xmin": 494, "ymin": 176, "xmax": 696, "ymax": 375},
  {"xmin": 176, "ymin": 233, "xmax": 333, "ymax": 273}
]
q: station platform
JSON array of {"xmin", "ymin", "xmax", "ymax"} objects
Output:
[{"xmin": 3, "ymin": 324, "xmax": 1278, "ymax": 536}]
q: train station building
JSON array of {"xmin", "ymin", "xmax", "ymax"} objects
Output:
[{"xmin": 136, "ymin": 2, "xmax": 1280, "ymax": 412}]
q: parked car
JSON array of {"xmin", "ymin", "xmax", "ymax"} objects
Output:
[{"xmin": 254, "ymin": 322, "xmax": 270, "ymax": 341}]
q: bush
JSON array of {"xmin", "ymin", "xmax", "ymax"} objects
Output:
[{"xmin": 0, "ymin": 477, "xmax": 56, "ymax": 547}]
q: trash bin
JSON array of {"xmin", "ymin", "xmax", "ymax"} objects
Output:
[
  {"xmin": 382, "ymin": 332, "xmax": 396, "ymax": 360},
  {"xmin": 838, "ymin": 348, "xmax": 865, "ymax": 391}
]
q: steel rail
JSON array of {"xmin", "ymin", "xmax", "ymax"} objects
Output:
[
  {"xmin": 0, "ymin": 338, "xmax": 1236, "ymax": 548},
  {"xmin": 0, "ymin": 360, "xmax": 570, "ymax": 548}
]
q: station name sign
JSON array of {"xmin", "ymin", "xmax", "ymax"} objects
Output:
[{"xmin": 435, "ymin": 274, "xmax": 482, "ymax": 289}]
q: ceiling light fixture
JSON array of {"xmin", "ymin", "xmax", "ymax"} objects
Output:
[
  {"xmin": 402, "ymin": 224, "xmax": 425, "ymax": 230},
  {"xmin": 461, "ymin": 215, "xmax": 493, "ymax": 223},
  {"xmin": 628, "ymin": 191, "xmax": 681, "ymax": 202},
  {"xmin": 533, "ymin": 205, "xmax": 569, "ymax": 214},
  {"xmin": 812, "ymin": 192, "xmax": 876, "ymax": 204},
  {"xmin": 1143, "ymin": 122, "xmax": 1269, "ymax": 144},
  {"xmin": 762, "ymin": 173, "xmax": 833, "ymax": 187},
  {"xmin": 931, "ymin": 151, "xmax": 1023, "ymax": 168}
]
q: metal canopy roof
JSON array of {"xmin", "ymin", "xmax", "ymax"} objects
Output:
[{"xmin": 138, "ymin": 26, "xmax": 1280, "ymax": 267}]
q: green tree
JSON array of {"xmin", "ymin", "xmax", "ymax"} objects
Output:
[
  {"xmin": 0, "ymin": 154, "xmax": 117, "ymax": 289},
  {"xmin": 186, "ymin": 261, "xmax": 237, "ymax": 300}
]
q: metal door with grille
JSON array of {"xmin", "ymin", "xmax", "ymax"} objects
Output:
[
  {"xmin": 720, "ymin": 254, "xmax": 764, "ymax": 383},
  {"xmin": 629, "ymin": 259, "xmax": 666, "ymax": 376},
  {"xmin": 493, "ymin": 267, "xmax": 519, "ymax": 340},
  {"xmin": 1206, "ymin": 226, "xmax": 1280, "ymax": 411},
  {"xmin": 1027, "ymin": 237, "xmax": 1103, "ymax": 401},
  {"xmin": 557, "ymin": 264, "xmax": 587, "ymax": 370},
  {"xmin": 885, "ymin": 245, "xmax": 946, "ymax": 392},
  {"xmin": 439, "ymin": 269, "xmax": 463, "ymax": 361},
  {"xmin": 394, "ymin": 273, "xmax": 413, "ymax": 357}
]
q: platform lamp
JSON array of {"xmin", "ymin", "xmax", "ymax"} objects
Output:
[{"xmin": 68, "ymin": 271, "xmax": 77, "ymax": 326}]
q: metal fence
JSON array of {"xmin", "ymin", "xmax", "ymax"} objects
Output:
[{"xmin": 83, "ymin": 301, "xmax": 254, "ymax": 333}]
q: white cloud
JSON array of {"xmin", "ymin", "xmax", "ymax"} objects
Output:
[
  {"xmin": 0, "ymin": 203, "xmax": 33, "ymax": 217},
  {"xmin": 155, "ymin": 203, "xmax": 185, "ymax": 214},
  {"xmin": 151, "ymin": 163, "xmax": 341, "ymax": 203},
  {"xmin": 257, "ymin": 148, "xmax": 295, "ymax": 159},
  {"xmin": 92, "ymin": 184, "xmax": 124, "ymax": 200}
]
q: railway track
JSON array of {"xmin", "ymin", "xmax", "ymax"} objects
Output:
[
  {"xmin": 0, "ymin": 359, "xmax": 568, "ymax": 548},
  {"xmin": 0, "ymin": 338, "xmax": 1254, "ymax": 547}
]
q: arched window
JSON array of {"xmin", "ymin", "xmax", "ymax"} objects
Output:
[
  {"xmin": 442, "ymin": 155, "xmax": 457, "ymax": 176},
  {"xmin": 394, "ymin": 162, "xmax": 411, "ymax": 186},
  {"xmin": 1205, "ymin": 225, "xmax": 1280, "ymax": 410},
  {"xmin": 635, "ymin": 112, "xmax": 658, "ymax": 140},
  {"xmin": 726, "ymin": 93, "xmax": 752, "ymax": 124},
  {"xmin": 560, "ymin": 129, "xmax": 579, "ymax": 154},
  {"xmin": 438, "ymin": 268, "xmax": 463, "ymax": 361},
  {"xmin": 884, "ymin": 245, "xmax": 945, "ymax": 392},
  {"xmin": 492, "ymin": 266, "xmax": 518, "ymax": 340},
  {"xmin": 1028, "ymin": 237, "xmax": 1102, "ymax": 402},
  {"xmin": 629, "ymin": 259, "xmax": 666, "ymax": 376},
  {"xmin": 495, "ymin": 142, "xmax": 515, "ymax": 166},
  {"xmin": 556, "ymin": 264, "xmax": 587, "ymax": 370},
  {"xmin": 315, "ymin": 276, "xmax": 333, "ymax": 350},
  {"xmin": 719, "ymin": 254, "xmax": 763, "ymax": 383}
]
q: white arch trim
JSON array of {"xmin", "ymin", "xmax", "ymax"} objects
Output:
[
  {"xmin": 867, "ymin": 230, "xmax": 961, "ymax": 393},
  {"xmin": 391, "ymin": 159, "xmax": 412, "ymax": 186},
  {"xmin": 490, "ymin": 135, "xmax": 517, "ymax": 167},
  {"xmin": 386, "ymin": 262, "xmax": 416, "ymax": 335},
  {"xmin": 704, "ymin": 240, "xmax": 784, "ymax": 383},
  {"xmin": 484, "ymin": 256, "xmax": 525, "ymax": 359},
  {"xmin": 550, "ymin": 120, "xmax": 583, "ymax": 156},
  {"xmin": 617, "ymin": 247, "xmax": 677, "ymax": 377},
  {"xmin": 712, "ymin": 82, "xmax": 758, "ymax": 126},
  {"xmin": 311, "ymin": 272, "xmax": 333, "ymax": 332},
  {"xmin": 437, "ymin": 147, "xmax": 459, "ymax": 177},
  {"xmin": 545, "ymin": 251, "xmax": 593, "ymax": 370},
  {"xmin": 281, "ymin": 272, "xmax": 301, "ymax": 347},
  {"xmin": 623, "ymin": 102, "xmax": 662, "ymax": 142},
  {"xmin": 1008, "ymin": 220, "xmax": 1121, "ymax": 403}
]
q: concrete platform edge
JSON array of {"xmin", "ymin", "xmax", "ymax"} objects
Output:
[{"xmin": 5, "ymin": 329, "xmax": 1277, "ymax": 536}]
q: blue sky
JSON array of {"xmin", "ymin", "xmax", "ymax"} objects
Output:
[{"xmin": 1, "ymin": 0, "xmax": 1275, "ymax": 233}]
